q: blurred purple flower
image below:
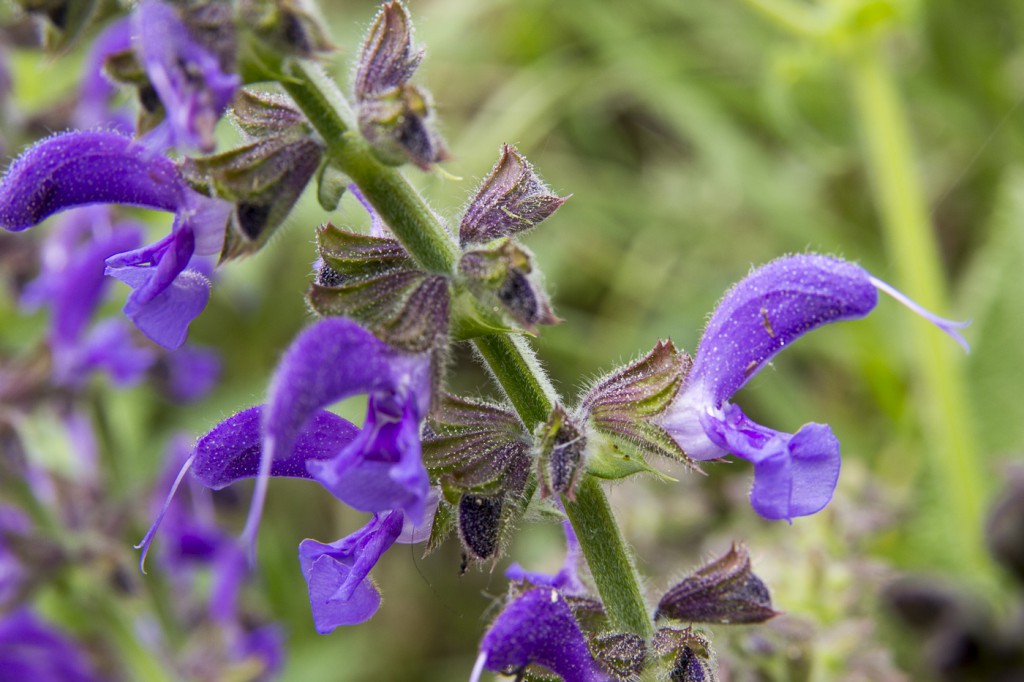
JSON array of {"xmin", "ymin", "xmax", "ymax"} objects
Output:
[
  {"xmin": 0, "ymin": 608, "xmax": 101, "ymax": 682},
  {"xmin": 133, "ymin": 0, "xmax": 239, "ymax": 152},
  {"xmin": 0, "ymin": 130, "xmax": 231, "ymax": 348},
  {"xmin": 471, "ymin": 587, "xmax": 608, "ymax": 682},
  {"xmin": 157, "ymin": 344, "xmax": 221, "ymax": 403},
  {"xmin": 659, "ymin": 254, "xmax": 969, "ymax": 521},
  {"xmin": 74, "ymin": 17, "xmax": 134, "ymax": 131},
  {"xmin": 299, "ymin": 511, "xmax": 403, "ymax": 633},
  {"xmin": 0, "ymin": 505, "xmax": 30, "ymax": 607}
]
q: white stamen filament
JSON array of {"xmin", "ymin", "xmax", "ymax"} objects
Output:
[
  {"xmin": 239, "ymin": 435, "xmax": 275, "ymax": 565},
  {"xmin": 468, "ymin": 650, "xmax": 488, "ymax": 682},
  {"xmin": 134, "ymin": 452, "xmax": 195, "ymax": 574},
  {"xmin": 869, "ymin": 276, "xmax": 971, "ymax": 352}
]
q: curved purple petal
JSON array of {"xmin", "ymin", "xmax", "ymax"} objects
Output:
[
  {"xmin": 505, "ymin": 521, "xmax": 586, "ymax": 595},
  {"xmin": 134, "ymin": 0, "xmax": 239, "ymax": 153},
  {"xmin": 689, "ymin": 254, "xmax": 877, "ymax": 406},
  {"xmin": 474, "ymin": 588, "xmax": 607, "ymax": 682},
  {"xmin": 700, "ymin": 404, "xmax": 840, "ymax": 521},
  {"xmin": 0, "ymin": 130, "xmax": 182, "ymax": 231},
  {"xmin": 192, "ymin": 406, "xmax": 359, "ymax": 489},
  {"xmin": 298, "ymin": 511, "xmax": 403, "ymax": 633}
]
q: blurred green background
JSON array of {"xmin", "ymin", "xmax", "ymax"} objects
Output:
[{"xmin": 3, "ymin": 0, "xmax": 1024, "ymax": 679}]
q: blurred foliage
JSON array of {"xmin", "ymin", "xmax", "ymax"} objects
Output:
[{"xmin": 2, "ymin": 0, "xmax": 1024, "ymax": 680}]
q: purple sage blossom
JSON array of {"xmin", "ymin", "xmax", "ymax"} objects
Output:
[
  {"xmin": 299, "ymin": 510, "xmax": 404, "ymax": 633},
  {"xmin": 133, "ymin": 0, "xmax": 240, "ymax": 153},
  {"xmin": 0, "ymin": 130, "xmax": 231, "ymax": 349},
  {"xmin": 0, "ymin": 608, "xmax": 101, "ymax": 682},
  {"xmin": 470, "ymin": 587, "xmax": 608, "ymax": 682},
  {"xmin": 240, "ymin": 317, "xmax": 432, "ymax": 548},
  {"xmin": 659, "ymin": 254, "xmax": 969, "ymax": 521}
]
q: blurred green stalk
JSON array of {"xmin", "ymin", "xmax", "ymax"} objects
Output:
[
  {"xmin": 847, "ymin": 43, "xmax": 986, "ymax": 573},
  {"xmin": 741, "ymin": 0, "xmax": 989, "ymax": 577}
]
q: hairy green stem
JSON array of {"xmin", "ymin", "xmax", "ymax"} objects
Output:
[
  {"xmin": 848, "ymin": 45, "xmax": 986, "ymax": 572},
  {"xmin": 280, "ymin": 58, "xmax": 653, "ymax": 636},
  {"xmin": 564, "ymin": 478, "xmax": 654, "ymax": 637}
]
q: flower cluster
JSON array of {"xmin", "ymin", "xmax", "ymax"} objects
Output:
[{"xmin": 0, "ymin": 1, "xmax": 973, "ymax": 680}]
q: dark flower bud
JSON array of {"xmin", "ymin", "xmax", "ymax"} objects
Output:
[
  {"xmin": 357, "ymin": 84, "xmax": 449, "ymax": 170},
  {"xmin": 590, "ymin": 632, "xmax": 647, "ymax": 680},
  {"xmin": 653, "ymin": 628, "xmax": 718, "ymax": 682},
  {"xmin": 353, "ymin": 1, "xmax": 448, "ymax": 169},
  {"xmin": 239, "ymin": 0, "xmax": 334, "ymax": 59},
  {"xmin": 307, "ymin": 224, "xmax": 451, "ymax": 353},
  {"xmin": 180, "ymin": 134, "xmax": 323, "ymax": 260},
  {"xmin": 580, "ymin": 339, "xmax": 695, "ymax": 468},
  {"xmin": 460, "ymin": 144, "xmax": 569, "ymax": 246},
  {"xmin": 986, "ymin": 468, "xmax": 1024, "ymax": 585},
  {"xmin": 536, "ymin": 406, "xmax": 587, "ymax": 498},
  {"xmin": 459, "ymin": 240, "xmax": 558, "ymax": 334},
  {"xmin": 656, "ymin": 544, "xmax": 778, "ymax": 625},
  {"xmin": 458, "ymin": 493, "xmax": 503, "ymax": 562}
]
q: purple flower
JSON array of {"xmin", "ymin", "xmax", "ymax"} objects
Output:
[
  {"xmin": 659, "ymin": 254, "xmax": 969, "ymax": 521},
  {"xmin": 240, "ymin": 317, "xmax": 432, "ymax": 547},
  {"xmin": 0, "ymin": 130, "xmax": 231, "ymax": 349},
  {"xmin": 298, "ymin": 511, "xmax": 404, "ymax": 633},
  {"xmin": 74, "ymin": 17, "xmax": 134, "ymax": 131},
  {"xmin": 156, "ymin": 344, "xmax": 221, "ymax": 403},
  {"xmin": 470, "ymin": 587, "xmax": 608, "ymax": 682},
  {"xmin": 133, "ymin": 0, "xmax": 240, "ymax": 153},
  {"xmin": 0, "ymin": 608, "xmax": 101, "ymax": 682}
]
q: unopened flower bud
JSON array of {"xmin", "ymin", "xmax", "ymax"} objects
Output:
[
  {"xmin": 656, "ymin": 544, "xmax": 778, "ymax": 625},
  {"xmin": 458, "ymin": 493, "xmax": 503, "ymax": 562},
  {"xmin": 460, "ymin": 144, "xmax": 569, "ymax": 246},
  {"xmin": 537, "ymin": 406, "xmax": 587, "ymax": 498},
  {"xmin": 239, "ymin": 0, "xmax": 333, "ymax": 59},
  {"xmin": 653, "ymin": 628, "xmax": 718, "ymax": 682},
  {"xmin": 591, "ymin": 631, "xmax": 646, "ymax": 680},
  {"xmin": 459, "ymin": 240, "xmax": 558, "ymax": 334}
]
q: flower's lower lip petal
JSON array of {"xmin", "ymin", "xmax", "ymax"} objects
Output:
[
  {"xmin": 119, "ymin": 268, "xmax": 210, "ymax": 350},
  {"xmin": 701, "ymin": 405, "xmax": 841, "ymax": 521},
  {"xmin": 304, "ymin": 555, "xmax": 381, "ymax": 633}
]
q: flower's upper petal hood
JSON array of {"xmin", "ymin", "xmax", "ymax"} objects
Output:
[
  {"xmin": 474, "ymin": 587, "xmax": 608, "ymax": 682},
  {"xmin": 0, "ymin": 131, "xmax": 182, "ymax": 231},
  {"xmin": 690, "ymin": 254, "xmax": 877, "ymax": 406},
  {"xmin": 700, "ymin": 404, "xmax": 841, "ymax": 521},
  {"xmin": 192, "ymin": 405, "xmax": 359, "ymax": 490}
]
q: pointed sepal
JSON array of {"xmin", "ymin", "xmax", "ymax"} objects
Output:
[
  {"xmin": 581, "ymin": 340, "xmax": 696, "ymax": 468},
  {"xmin": 460, "ymin": 144, "xmax": 569, "ymax": 246},
  {"xmin": 536, "ymin": 406, "xmax": 587, "ymax": 499},
  {"xmin": 459, "ymin": 239, "xmax": 559, "ymax": 334},
  {"xmin": 180, "ymin": 134, "xmax": 323, "ymax": 261},
  {"xmin": 655, "ymin": 544, "xmax": 778, "ymax": 625}
]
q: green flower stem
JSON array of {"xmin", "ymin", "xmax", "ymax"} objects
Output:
[
  {"xmin": 848, "ymin": 44, "xmax": 986, "ymax": 572},
  {"xmin": 279, "ymin": 58, "xmax": 653, "ymax": 636},
  {"xmin": 564, "ymin": 477, "xmax": 654, "ymax": 638}
]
